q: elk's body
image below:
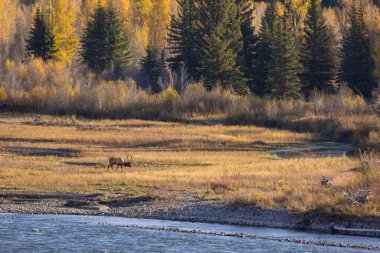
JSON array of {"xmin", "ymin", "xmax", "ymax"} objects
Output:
[
  {"xmin": 108, "ymin": 155, "xmax": 132, "ymax": 172},
  {"xmin": 321, "ymin": 176, "xmax": 332, "ymax": 188}
]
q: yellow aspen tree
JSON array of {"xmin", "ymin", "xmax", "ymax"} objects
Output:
[
  {"xmin": 110, "ymin": 0, "xmax": 130, "ymax": 17},
  {"xmin": 132, "ymin": 0, "xmax": 152, "ymax": 25},
  {"xmin": 149, "ymin": 0, "xmax": 170, "ymax": 50},
  {"xmin": 130, "ymin": 0, "xmax": 152, "ymax": 63},
  {"xmin": 46, "ymin": 0, "xmax": 79, "ymax": 64},
  {"xmin": 0, "ymin": 0, "xmax": 17, "ymax": 57},
  {"xmin": 80, "ymin": 0, "xmax": 106, "ymax": 28},
  {"xmin": 109, "ymin": 0, "xmax": 133, "ymax": 30},
  {"xmin": 282, "ymin": 0, "xmax": 311, "ymax": 42},
  {"xmin": 170, "ymin": 0, "xmax": 177, "ymax": 15}
]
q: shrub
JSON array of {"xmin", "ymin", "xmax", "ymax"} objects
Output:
[
  {"xmin": 0, "ymin": 87, "xmax": 8, "ymax": 103},
  {"xmin": 182, "ymin": 84, "xmax": 241, "ymax": 115},
  {"xmin": 157, "ymin": 86, "xmax": 180, "ymax": 115},
  {"xmin": 1, "ymin": 59, "xmax": 379, "ymax": 149}
]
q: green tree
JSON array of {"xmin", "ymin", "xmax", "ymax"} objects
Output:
[
  {"xmin": 339, "ymin": 1, "xmax": 377, "ymax": 98},
  {"xmin": 236, "ymin": 0, "xmax": 257, "ymax": 91},
  {"xmin": 167, "ymin": 0, "xmax": 200, "ymax": 79},
  {"xmin": 141, "ymin": 44, "xmax": 162, "ymax": 93},
  {"xmin": 301, "ymin": 0, "xmax": 336, "ymax": 93},
  {"xmin": 266, "ymin": 7, "xmax": 303, "ymax": 98},
  {"xmin": 254, "ymin": 3, "xmax": 302, "ymax": 98},
  {"xmin": 252, "ymin": 3, "xmax": 277, "ymax": 97},
  {"xmin": 105, "ymin": 5, "xmax": 133, "ymax": 75},
  {"xmin": 25, "ymin": 8, "xmax": 57, "ymax": 61},
  {"xmin": 80, "ymin": 4, "xmax": 132, "ymax": 75},
  {"xmin": 196, "ymin": 0, "xmax": 248, "ymax": 94},
  {"xmin": 80, "ymin": 4, "xmax": 108, "ymax": 73}
]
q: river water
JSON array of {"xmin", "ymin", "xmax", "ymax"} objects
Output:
[
  {"xmin": 270, "ymin": 141, "xmax": 350, "ymax": 159},
  {"xmin": 0, "ymin": 214, "xmax": 379, "ymax": 253}
]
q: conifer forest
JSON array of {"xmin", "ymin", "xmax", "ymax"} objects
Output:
[{"xmin": 0, "ymin": 0, "xmax": 379, "ymax": 112}]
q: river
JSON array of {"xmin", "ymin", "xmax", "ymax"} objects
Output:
[{"xmin": 1, "ymin": 214, "xmax": 379, "ymax": 253}]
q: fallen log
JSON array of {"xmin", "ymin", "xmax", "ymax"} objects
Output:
[{"xmin": 332, "ymin": 226, "xmax": 380, "ymax": 238}]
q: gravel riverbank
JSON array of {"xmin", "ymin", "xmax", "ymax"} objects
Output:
[{"xmin": 1, "ymin": 192, "xmax": 379, "ymax": 237}]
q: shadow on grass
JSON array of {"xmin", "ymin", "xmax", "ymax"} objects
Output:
[
  {"xmin": 4, "ymin": 147, "xmax": 80, "ymax": 157},
  {"xmin": 64, "ymin": 161, "xmax": 100, "ymax": 167}
]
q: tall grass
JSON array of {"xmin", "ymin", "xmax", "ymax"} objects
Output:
[
  {"xmin": 1, "ymin": 58, "xmax": 379, "ymax": 148},
  {"xmin": 1, "ymin": 59, "xmax": 242, "ymax": 118},
  {"xmin": 226, "ymin": 89, "xmax": 379, "ymax": 149}
]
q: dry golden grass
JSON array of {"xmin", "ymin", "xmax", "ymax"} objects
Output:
[{"xmin": 0, "ymin": 113, "xmax": 378, "ymax": 216}]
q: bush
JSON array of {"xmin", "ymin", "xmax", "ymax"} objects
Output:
[
  {"xmin": 181, "ymin": 84, "xmax": 240, "ymax": 115},
  {"xmin": 1, "ymin": 59, "xmax": 379, "ymax": 148},
  {"xmin": 157, "ymin": 86, "xmax": 180, "ymax": 115},
  {"xmin": 0, "ymin": 87, "xmax": 8, "ymax": 103}
]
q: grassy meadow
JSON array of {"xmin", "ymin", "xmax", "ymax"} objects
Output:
[{"xmin": 0, "ymin": 113, "xmax": 378, "ymax": 217}]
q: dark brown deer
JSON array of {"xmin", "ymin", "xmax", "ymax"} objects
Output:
[{"xmin": 108, "ymin": 154, "xmax": 133, "ymax": 172}]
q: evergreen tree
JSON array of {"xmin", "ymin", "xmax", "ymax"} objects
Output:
[
  {"xmin": 141, "ymin": 44, "xmax": 162, "ymax": 93},
  {"xmin": 254, "ymin": 3, "xmax": 302, "ymax": 98},
  {"xmin": 196, "ymin": 0, "xmax": 249, "ymax": 95},
  {"xmin": 80, "ymin": 4, "xmax": 109, "ymax": 73},
  {"xmin": 25, "ymin": 8, "xmax": 57, "ymax": 61},
  {"xmin": 236, "ymin": 0, "xmax": 258, "ymax": 91},
  {"xmin": 266, "ymin": 6, "xmax": 303, "ymax": 98},
  {"xmin": 301, "ymin": 0, "xmax": 336, "ymax": 93},
  {"xmin": 339, "ymin": 1, "xmax": 377, "ymax": 98},
  {"xmin": 167, "ymin": 0, "xmax": 200, "ymax": 79},
  {"xmin": 252, "ymin": 3, "xmax": 277, "ymax": 96},
  {"xmin": 158, "ymin": 50, "xmax": 169, "ymax": 85},
  {"xmin": 80, "ymin": 4, "xmax": 132, "ymax": 75},
  {"xmin": 105, "ymin": 5, "xmax": 133, "ymax": 75}
]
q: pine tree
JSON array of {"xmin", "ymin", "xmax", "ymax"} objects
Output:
[
  {"xmin": 254, "ymin": 2, "xmax": 302, "ymax": 98},
  {"xmin": 301, "ymin": 0, "xmax": 336, "ymax": 93},
  {"xmin": 266, "ymin": 6, "xmax": 303, "ymax": 98},
  {"xmin": 158, "ymin": 50, "xmax": 169, "ymax": 85},
  {"xmin": 236, "ymin": 0, "xmax": 257, "ymax": 91},
  {"xmin": 105, "ymin": 5, "xmax": 133, "ymax": 74},
  {"xmin": 141, "ymin": 44, "xmax": 162, "ymax": 93},
  {"xmin": 196, "ymin": 0, "xmax": 249, "ymax": 95},
  {"xmin": 26, "ymin": 8, "xmax": 57, "ymax": 61},
  {"xmin": 80, "ymin": 4, "xmax": 109, "ymax": 73},
  {"xmin": 252, "ymin": 3, "xmax": 277, "ymax": 97},
  {"xmin": 80, "ymin": 4, "xmax": 132, "ymax": 76},
  {"xmin": 167, "ymin": 0, "xmax": 200, "ymax": 79},
  {"xmin": 339, "ymin": 1, "xmax": 377, "ymax": 98}
]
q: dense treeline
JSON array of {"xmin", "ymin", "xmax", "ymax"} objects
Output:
[
  {"xmin": 0, "ymin": 0, "xmax": 379, "ymax": 102},
  {"xmin": 166, "ymin": 0, "xmax": 379, "ymax": 98}
]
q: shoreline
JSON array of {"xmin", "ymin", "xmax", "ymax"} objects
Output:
[{"xmin": 1, "ymin": 192, "xmax": 380, "ymax": 239}]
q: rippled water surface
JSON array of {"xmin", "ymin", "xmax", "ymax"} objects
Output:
[
  {"xmin": 270, "ymin": 141, "xmax": 350, "ymax": 159},
  {"xmin": 0, "ymin": 214, "xmax": 379, "ymax": 253}
]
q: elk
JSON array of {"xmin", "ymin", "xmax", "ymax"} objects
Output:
[
  {"xmin": 108, "ymin": 154, "xmax": 133, "ymax": 172},
  {"xmin": 343, "ymin": 189, "xmax": 372, "ymax": 205},
  {"xmin": 321, "ymin": 176, "xmax": 332, "ymax": 188}
]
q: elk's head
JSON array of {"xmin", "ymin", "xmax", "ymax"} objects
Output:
[{"xmin": 124, "ymin": 154, "xmax": 133, "ymax": 167}]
